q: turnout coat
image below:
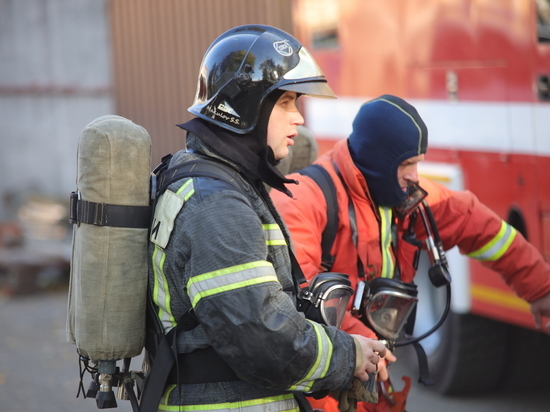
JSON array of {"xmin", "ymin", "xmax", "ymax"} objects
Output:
[{"xmin": 148, "ymin": 133, "xmax": 359, "ymax": 411}]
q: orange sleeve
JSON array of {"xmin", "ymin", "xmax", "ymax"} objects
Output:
[{"xmin": 420, "ymin": 178, "xmax": 550, "ymax": 303}]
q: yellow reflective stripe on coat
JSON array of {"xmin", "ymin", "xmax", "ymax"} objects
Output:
[
  {"xmin": 467, "ymin": 221, "xmax": 517, "ymax": 261},
  {"xmin": 158, "ymin": 388, "xmax": 299, "ymax": 412},
  {"xmin": 263, "ymin": 224, "xmax": 287, "ymax": 246},
  {"xmin": 288, "ymin": 320, "xmax": 333, "ymax": 392},
  {"xmin": 152, "ymin": 245, "xmax": 177, "ymax": 331},
  {"xmin": 187, "ymin": 261, "xmax": 279, "ymax": 308},
  {"xmin": 150, "ymin": 179, "xmax": 195, "ymax": 332},
  {"xmin": 379, "ymin": 206, "xmax": 394, "ymax": 278}
]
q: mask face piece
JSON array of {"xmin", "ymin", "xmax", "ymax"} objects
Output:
[
  {"xmin": 319, "ymin": 284, "xmax": 354, "ymax": 328},
  {"xmin": 366, "ymin": 289, "xmax": 418, "ymax": 340},
  {"xmin": 394, "ymin": 182, "xmax": 428, "ymax": 220},
  {"xmin": 358, "ymin": 278, "xmax": 419, "ymax": 341},
  {"xmin": 298, "ymin": 272, "xmax": 354, "ymax": 329}
]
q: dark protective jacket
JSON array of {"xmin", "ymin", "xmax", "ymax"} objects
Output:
[{"xmin": 148, "ymin": 131, "xmax": 358, "ymax": 411}]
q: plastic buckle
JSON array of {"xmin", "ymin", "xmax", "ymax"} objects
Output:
[{"xmin": 69, "ymin": 191, "xmax": 81, "ymax": 225}]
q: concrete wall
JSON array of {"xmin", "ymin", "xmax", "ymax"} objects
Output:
[{"xmin": 0, "ymin": 0, "xmax": 113, "ymax": 220}]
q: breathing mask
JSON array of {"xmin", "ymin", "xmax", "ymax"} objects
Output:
[
  {"xmin": 298, "ymin": 272, "xmax": 354, "ymax": 328},
  {"xmin": 394, "ymin": 182, "xmax": 428, "ymax": 220},
  {"xmin": 354, "ymin": 182, "xmax": 451, "ymax": 346},
  {"xmin": 353, "ymin": 278, "xmax": 419, "ymax": 341}
]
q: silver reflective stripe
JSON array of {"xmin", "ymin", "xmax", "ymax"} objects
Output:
[
  {"xmin": 263, "ymin": 224, "xmax": 287, "ymax": 246},
  {"xmin": 151, "ymin": 180, "xmax": 194, "ymax": 248},
  {"xmin": 379, "ymin": 206, "xmax": 394, "ymax": 278},
  {"xmin": 288, "ymin": 320, "xmax": 333, "ymax": 392},
  {"xmin": 151, "ymin": 179, "xmax": 195, "ymax": 331},
  {"xmin": 158, "ymin": 388, "xmax": 299, "ymax": 412},
  {"xmin": 467, "ymin": 221, "xmax": 517, "ymax": 261},
  {"xmin": 188, "ymin": 261, "xmax": 279, "ymax": 308}
]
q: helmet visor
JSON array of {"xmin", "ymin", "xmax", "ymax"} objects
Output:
[
  {"xmin": 279, "ymin": 81, "xmax": 336, "ymax": 99},
  {"xmin": 280, "ymin": 47, "xmax": 336, "ymax": 99}
]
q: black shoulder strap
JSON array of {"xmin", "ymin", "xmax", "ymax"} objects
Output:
[
  {"xmin": 155, "ymin": 157, "xmax": 246, "ymax": 198},
  {"xmin": 297, "ymin": 164, "xmax": 338, "ymax": 272}
]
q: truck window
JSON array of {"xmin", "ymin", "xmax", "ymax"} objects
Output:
[{"xmin": 537, "ymin": 0, "xmax": 550, "ymax": 42}]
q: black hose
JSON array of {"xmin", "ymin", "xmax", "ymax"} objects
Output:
[{"xmin": 394, "ymin": 282, "xmax": 451, "ymax": 347}]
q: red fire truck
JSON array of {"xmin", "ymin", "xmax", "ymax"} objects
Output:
[{"xmin": 293, "ymin": 0, "xmax": 550, "ymax": 394}]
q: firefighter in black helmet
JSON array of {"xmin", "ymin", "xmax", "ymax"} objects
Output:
[
  {"xmin": 145, "ymin": 25, "xmax": 387, "ymax": 412},
  {"xmin": 189, "ymin": 25, "xmax": 336, "ymax": 133}
]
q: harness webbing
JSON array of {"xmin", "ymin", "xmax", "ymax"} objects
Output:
[
  {"xmin": 69, "ymin": 194, "xmax": 151, "ymax": 228},
  {"xmin": 297, "ymin": 164, "xmax": 339, "ymax": 271}
]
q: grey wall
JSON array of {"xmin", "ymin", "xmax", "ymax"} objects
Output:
[{"xmin": 0, "ymin": 0, "xmax": 114, "ymax": 221}]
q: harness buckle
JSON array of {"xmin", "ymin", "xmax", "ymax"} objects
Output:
[{"xmin": 69, "ymin": 191, "xmax": 81, "ymax": 225}]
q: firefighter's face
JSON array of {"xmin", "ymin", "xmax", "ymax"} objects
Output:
[
  {"xmin": 267, "ymin": 91, "xmax": 304, "ymax": 161},
  {"xmin": 398, "ymin": 154, "xmax": 425, "ymax": 190}
]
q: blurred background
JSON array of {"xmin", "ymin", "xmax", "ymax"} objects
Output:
[{"xmin": 1, "ymin": 0, "xmax": 549, "ymax": 411}]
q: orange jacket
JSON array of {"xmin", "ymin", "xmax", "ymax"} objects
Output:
[{"xmin": 271, "ymin": 139, "xmax": 550, "ymax": 338}]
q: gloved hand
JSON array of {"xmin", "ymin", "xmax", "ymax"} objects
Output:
[{"xmin": 331, "ymin": 375, "xmax": 379, "ymax": 412}]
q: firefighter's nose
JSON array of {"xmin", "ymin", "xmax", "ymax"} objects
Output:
[{"xmin": 404, "ymin": 166, "xmax": 419, "ymax": 183}]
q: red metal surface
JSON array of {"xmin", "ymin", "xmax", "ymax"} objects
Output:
[
  {"xmin": 298, "ymin": 0, "xmax": 541, "ymax": 101},
  {"xmin": 295, "ymin": 0, "xmax": 550, "ymax": 329}
]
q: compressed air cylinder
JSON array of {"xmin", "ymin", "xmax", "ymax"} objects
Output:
[{"xmin": 66, "ymin": 115, "xmax": 151, "ymax": 361}]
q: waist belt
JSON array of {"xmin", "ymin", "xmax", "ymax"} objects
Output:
[{"xmin": 168, "ymin": 346, "xmax": 240, "ymax": 384}]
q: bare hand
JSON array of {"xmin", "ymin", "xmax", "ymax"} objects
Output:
[
  {"xmin": 376, "ymin": 348, "xmax": 397, "ymax": 382},
  {"xmin": 351, "ymin": 334, "xmax": 387, "ymax": 381},
  {"xmin": 530, "ymin": 292, "xmax": 550, "ymax": 332}
]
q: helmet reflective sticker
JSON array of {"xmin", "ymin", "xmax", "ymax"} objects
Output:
[{"xmin": 217, "ymin": 101, "xmax": 240, "ymax": 117}]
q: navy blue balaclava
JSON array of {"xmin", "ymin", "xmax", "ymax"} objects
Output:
[{"xmin": 348, "ymin": 95, "xmax": 428, "ymax": 207}]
